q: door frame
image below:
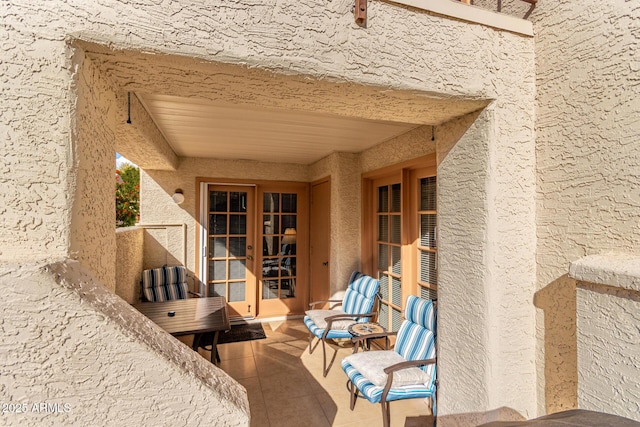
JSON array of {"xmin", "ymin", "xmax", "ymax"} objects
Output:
[
  {"xmin": 195, "ymin": 177, "xmax": 309, "ymax": 318},
  {"xmin": 197, "ymin": 180, "xmax": 258, "ymax": 318}
]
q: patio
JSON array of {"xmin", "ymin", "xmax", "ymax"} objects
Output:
[{"xmin": 189, "ymin": 319, "xmax": 433, "ymax": 427}]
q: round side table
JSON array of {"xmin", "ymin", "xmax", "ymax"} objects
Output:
[{"xmin": 348, "ymin": 322, "xmax": 386, "ymax": 352}]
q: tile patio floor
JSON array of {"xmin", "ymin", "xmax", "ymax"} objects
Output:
[{"xmin": 195, "ymin": 318, "xmax": 433, "ymax": 427}]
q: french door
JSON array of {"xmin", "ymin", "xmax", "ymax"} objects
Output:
[
  {"xmin": 198, "ymin": 181, "xmax": 308, "ymax": 318},
  {"xmin": 199, "ymin": 184, "xmax": 256, "ymax": 318},
  {"xmin": 364, "ymin": 157, "xmax": 438, "ymax": 331}
]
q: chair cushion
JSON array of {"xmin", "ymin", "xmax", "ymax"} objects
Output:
[
  {"xmin": 404, "ymin": 295, "xmax": 436, "ymax": 332},
  {"xmin": 305, "ymin": 309, "xmax": 356, "ymax": 330},
  {"xmin": 343, "ymin": 351, "xmax": 431, "ymax": 388},
  {"xmin": 342, "ymin": 275, "xmax": 379, "ymax": 316},
  {"xmin": 342, "ymin": 359, "xmax": 435, "ymax": 404},
  {"xmin": 142, "ymin": 266, "xmax": 189, "ymax": 302}
]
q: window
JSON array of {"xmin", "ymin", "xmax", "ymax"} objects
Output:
[{"xmin": 363, "ymin": 155, "xmax": 437, "ymax": 331}]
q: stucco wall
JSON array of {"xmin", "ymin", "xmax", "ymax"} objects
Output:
[
  {"xmin": 115, "ymin": 226, "xmax": 144, "ymax": 304},
  {"xmin": 531, "ymin": 0, "xmax": 640, "ymax": 414},
  {"xmin": 0, "ymin": 260, "xmax": 249, "ymax": 427},
  {"xmin": 70, "ymin": 52, "xmax": 118, "ymax": 289},
  {"xmin": 569, "ymin": 255, "xmax": 640, "ymax": 421},
  {"xmin": 4, "ymin": 0, "xmax": 536, "ymax": 422}
]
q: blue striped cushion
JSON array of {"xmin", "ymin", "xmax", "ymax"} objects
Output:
[
  {"xmin": 404, "ymin": 295, "xmax": 436, "ymax": 332},
  {"xmin": 342, "ymin": 358, "xmax": 435, "ymax": 403},
  {"xmin": 341, "ymin": 295, "xmax": 437, "ymax": 404},
  {"xmin": 304, "ymin": 315, "xmax": 354, "ymax": 340},
  {"xmin": 304, "ymin": 272, "xmax": 379, "ymax": 338},
  {"xmin": 142, "ymin": 266, "xmax": 189, "ymax": 302},
  {"xmin": 394, "ymin": 296, "xmax": 436, "ymax": 379},
  {"xmin": 343, "ymin": 274, "xmax": 379, "ymax": 316}
]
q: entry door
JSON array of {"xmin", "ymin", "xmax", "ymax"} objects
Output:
[
  {"xmin": 310, "ymin": 179, "xmax": 331, "ymax": 306},
  {"xmin": 202, "ymin": 185, "xmax": 256, "ymax": 318}
]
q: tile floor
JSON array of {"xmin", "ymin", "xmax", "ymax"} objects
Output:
[{"xmin": 195, "ymin": 318, "xmax": 433, "ymax": 427}]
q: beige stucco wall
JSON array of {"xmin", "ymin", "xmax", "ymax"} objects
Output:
[
  {"xmin": 3, "ymin": 0, "xmax": 537, "ymax": 423},
  {"xmin": 530, "ymin": 0, "xmax": 640, "ymax": 415},
  {"xmin": 115, "ymin": 226, "xmax": 144, "ymax": 304},
  {"xmin": 0, "ymin": 260, "xmax": 248, "ymax": 427},
  {"xmin": 569, "ymin": 255, "xmax": 640, "ymax": 421}
]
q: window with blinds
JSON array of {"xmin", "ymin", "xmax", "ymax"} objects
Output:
[
  {"xmin": 418, "ymin": 176, "xmax": 437, "ymax": 301},
  {"xmin": 376, "ymin": 182, "xmax": 403, "ymax": 331},
  {"xmin": 365, "ymin": 158, "xmax": 437, "ymax": 332}
]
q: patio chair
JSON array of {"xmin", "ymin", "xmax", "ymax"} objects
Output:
[
  {"xmin": 141, "ymin": 265, "xmax": 190, "ymax": 302},
  {"xmin": 304, "ymin": 271, "xmax": 380, "ymax": 377},
  {"xmin": 342, "ymin": 295, "xmax": 437, "ymax": 427}
]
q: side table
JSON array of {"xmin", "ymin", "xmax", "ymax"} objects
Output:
[{"xmin": 348, "ymin": 322, "xmax": 387, "ymax": 352}]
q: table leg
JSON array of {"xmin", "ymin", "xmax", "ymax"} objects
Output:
[
  {"xmin": 192, "ymin": 333, "xmax": 202, "ymax": 351},
  {"xmin": 210, "ymin": 331, "xmax": 221, "ymax": 365}
]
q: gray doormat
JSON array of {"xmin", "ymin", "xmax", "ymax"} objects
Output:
[{"xmin": 199, "ymin": 322, "xmax": 266, "ymax": 348}]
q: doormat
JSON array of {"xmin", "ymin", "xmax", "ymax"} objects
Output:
[{"xmin": 199, "ymin": 323, "xmax": 266, "ymax": 348}]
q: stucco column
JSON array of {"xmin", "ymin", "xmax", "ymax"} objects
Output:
[{"xmin": 437, "ymin": 108, "xmax": 537, "ymax": 421}]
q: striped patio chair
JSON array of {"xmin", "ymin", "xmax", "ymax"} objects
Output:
[
  {"xmin": 141, "ymin": 265, "xmax": 190, "ymax": 302},
  {"xmin": 342, "ymin": 295, "xmax": 437, "ymax": 427},
  {"xmin": 304, "ymin": 271, "xmax": 380, "ymax": 377}
]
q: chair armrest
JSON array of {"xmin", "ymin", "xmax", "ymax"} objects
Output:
[
  {"xmin": 383, "ymin": 358, "xmax": 436, "ymax": 375},
  {"xmin": 382, "ymin": 358, "xmax": 437, "ymax": 400},
  {"xmin": 188, "ymin": 291, "xmax": 202, "ymax": 298},
  {"xmin": 309, "ymin": 299, "xmax": 342, "ymax": 309}
]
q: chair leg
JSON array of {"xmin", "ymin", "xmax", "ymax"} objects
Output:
[
  {"xmin": 321, "ymin": 338, "xmax": 329, "ymax": 377},
  {"xmin": 381, "ymin": 400, "xmax": 391, "ymax": 427},
  {"xmin": 347, "ymin": 380, "xmax": 358, "ymax": 410},
  {"xmin": 308, "ymin": 332, "xmax": 315, "ymax": 354}
]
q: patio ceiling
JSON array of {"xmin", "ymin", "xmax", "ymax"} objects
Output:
[{"xmin": 136, "ymin": 93, "xmax": 421, "ymax": 165}]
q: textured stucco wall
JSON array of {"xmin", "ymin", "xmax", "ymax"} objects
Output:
[
  {"xmin": 570, "ymin": 255, "xmax": 640, "ymax": 421},
  {"xmin": 531, "ymin": 0, "xmax": 640, "ymax": 414},
  {"xmin": 115, "ymin": 227, "xmax": 144, "ymax": 304},
  {"xmin": 3, "ymin": 0, "xmax": 536, "ymax": 422},
  {"xmin": 576, "ymin": 284, "xmax": 640, "ymax": 421},
  {"xmin": 0, "ymin": 260, "xmax": 249, "ymax": 427},
  {"xmin": 70, "ymin": 51, "xmax": 117, "ymax": 289}
]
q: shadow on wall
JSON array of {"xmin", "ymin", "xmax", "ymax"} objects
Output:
[{"xmin": 533, "ymin": 274, "xmax": 578, "ymax": 413}]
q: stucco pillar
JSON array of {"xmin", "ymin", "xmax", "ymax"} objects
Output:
[
  {"xmin": 68, "ymin": 49, "xmax": 118, "ymax": 289},
  {"xmin": 437, "ymin": 108, "xmax": 537, "ymax": 421}
]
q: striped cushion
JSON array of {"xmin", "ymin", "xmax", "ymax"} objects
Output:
[
  {"xmin": 342, "ymin": 358, "xmax": 435, "ymax": 403},
  {"xmin": 342, "ymin": 274, "xmax": 379, "ymax": 316},
  {"xmin": 304, "ymin": 315, "xmax": 354, "ymax": 340},
  {"xmin": 404, "ymin": 295, "xmax": 436, "ymax": 332},
  {"xmin": 142, "ymin": 266, "xmax": 189, "ymax": 302},
  {"xmin": 304, "ymin": 272, "xmax": 379, "ymax": 339},
  {"xmin": 341, "ymin": 295, "xmax": 437, "ymax": 404}
]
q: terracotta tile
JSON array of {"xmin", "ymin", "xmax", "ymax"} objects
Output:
[
  {"xmin": 259, "ymin": 369, "xmax": 314, "ymax": 398},
  {"xmin": 264, "ymin": 394, "xmax": 330, "ymax": 427},
  {"xmin": 218, "ymin": 340, "xmax": 255, "ymax": 361},
  {"xmin": 219, "ymin": 355, "xmax": 258, "ymax": 380}
]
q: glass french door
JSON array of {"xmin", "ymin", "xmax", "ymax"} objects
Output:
[
  {"xmin": 371, "ymin": 166, "xmax": 438, "ymax": 332},
  {"xmin": 375, "ymin": 177, "xmax": 404, "ymax": 332},
  {"xmin": 200, "ymin": 184, "xmax": 256, "ymax": 318},
  {"xmin": 199, "ymin": 181, "xmax": 308, "ymax": 318},
  {"xmin": 257, "ymin": 185, "xmax": 308, "ymax": 317}
]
